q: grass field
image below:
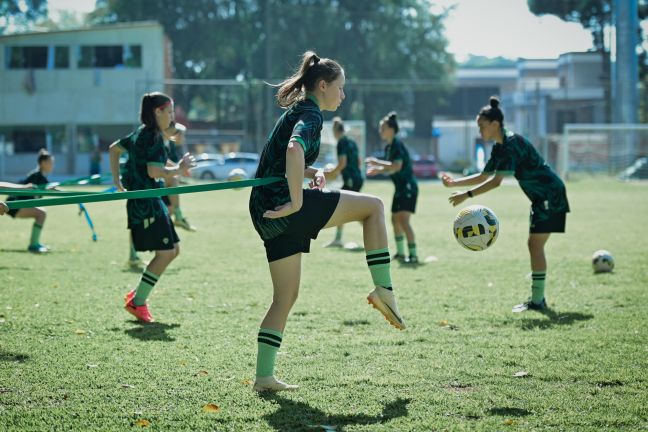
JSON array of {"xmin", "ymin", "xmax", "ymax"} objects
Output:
[{"xmin": 1, "ymin": 178, "xmax": 647, "ymax": 431}]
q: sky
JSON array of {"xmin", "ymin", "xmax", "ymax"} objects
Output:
[{"xmin": 46, "ymin": 0, "xmax": 595, "ymax": 61}]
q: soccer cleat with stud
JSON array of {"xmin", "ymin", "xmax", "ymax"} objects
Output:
[
  {"xmin": 512, "ymin": 298, "xmax": 547, "ymax": 313},
  {"xmin": 367, "ymin": 286, "xmax": 406, "ymax": 330},
  {"xmin": 252, "ymin": 376, "xmax": 299, "ymax": 392},
  {"xmin": 323, "ymin": 239, "xmax": 343, "ymax": 248},
  {"xmin": 174, "ymin": 217, "xmax": 197, "ymax": 232},
  {"xmin": 392, "ymin": 253, "xmax": 407, "ymax": 263},
  {"xmin": 405, "ymin": 255, "xmax": 419, "ymax": 265},
  {"xmin": 27, "ymin": 243, "xmax": 50, "ymax": 254},
  {"xmin": 124, "ymin": 289, "xmax": 136, "ymax": 305},
  {"xmin": 125, "ymin": 299, "xmax": 154, "ymax": 323}
]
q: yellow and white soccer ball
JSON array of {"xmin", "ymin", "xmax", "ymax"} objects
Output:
[
  {"xmin": 453, "ymin": 205, "xmax": 499, "ymax": 251},
  {"xmin": 592, "ymin": 250, "xmax": 614, "ymax": 273}
]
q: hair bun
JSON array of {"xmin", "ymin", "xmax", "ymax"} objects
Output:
[
  {"xmin": 388, "ymin": 111, "xmax": 398, "ymax": 120},
  {"xmin": 38, "ymin": 148, "xmax": 49, "ymax": 155},
  {"xmin": 489, "ymin": 97, "xmax": 500, "ymax": 109}
]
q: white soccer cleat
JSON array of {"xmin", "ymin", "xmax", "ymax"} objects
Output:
[
  {"xmin": 367, "ymin": 286, "xmax": 406, "ymax": 330},
  {"xmin": 252, "ymin": 376, "xmax": 299, "ymax": 392}
]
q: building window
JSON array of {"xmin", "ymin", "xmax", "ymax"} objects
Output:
[
  {"xmin": 7, "ymin": 46, "xmax": 48, "ymax": 69},
  {"xmin": 77, "ymin": 45, "xmax": 142, "ymax": 68},
  {"xmin": 12, "ymin": 129, "xmax": 46, "ymax": 153},
  {"xmin": 54, "ymin": 46, "xmax": 69, "ymax": 68}
]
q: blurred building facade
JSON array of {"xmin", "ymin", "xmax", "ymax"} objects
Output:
[{"xmin": 0, "ymin": 21, "xmax": 170, "ymax": 178}]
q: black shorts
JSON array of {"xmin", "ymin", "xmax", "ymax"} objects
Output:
[
  {"xmin": 530, "ymin": 211, "xmax": 567, "ymax": 234},
  {"xmin": 7, "ymin": 208, "xmax": 19, "ymax": 218},
  {"xmin": 161, "ymin": 194, "xmax": 171, "ymax": 206},
  {"xmin": 130, "ymin": 214, "xmax": 179, "ymax": 252},
  {"xmin": 264, "ymin": 188, "xmax": 340, "ymax": 262},
  {"xmin": 391, "ymin": 189, "xmax": 418, "ymax": 214},
  {"xmin": 342, "ymin": 178, "xmax": 363, "ymax": 192}
]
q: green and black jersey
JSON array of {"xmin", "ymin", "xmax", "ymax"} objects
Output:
[
  {"xmin": 5, "ymin": 169, "xmax": 49, "ymax": 203},
  {"xmin": 337, "ymin": 136, "xmax": 362, "ymax": 189},
  {"xmin": 385, "ymin": 137, "xmax": 417, "ymax": 197},
  {"xmin": 249, "ymin": 97, "xmax": 323, "ymax": 241},
  {"xmin": 483, "ymin": 128, "xmax": 570, "ymax": 220},
  {"xmin": 116, "ymin": 125, "xmax": 169, "ymax": 228}
]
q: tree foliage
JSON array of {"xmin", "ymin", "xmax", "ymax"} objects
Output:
[{"xmin": 0, "ymin": 0, "xmax": 47, "ymax": 34}]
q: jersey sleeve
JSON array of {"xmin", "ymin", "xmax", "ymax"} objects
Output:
[
  {"xmin": 336, "ymin": 139, "xmax": 347, "ymax": 157},
  {"xmin": 116, "ymin": 134, "xmax": 132, "ymax": 152},
  {"xmin": 389, "ymin": 141, "xmax": 405, "ymax": 162},
  {"xmin": 145, "ymin": 132, "xmax": 168, "ymax": 168},
  {"xmin": 483, "ymin": 145, "xmax": 516, "ymax": 176},
  {"xmin": 25, "ymin": 171, "xmax": 48, "ymax": 186},
  {"xmin": 291, "ymin": 111, "xmax": 323, "ymax": 154}
]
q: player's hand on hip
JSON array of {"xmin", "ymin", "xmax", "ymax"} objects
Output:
[
  {"xmin": 449, "ymin": 191, "xmax": 468, "ymax": 206},
  {"xmin": 263, "ymin": 202, "xmax": 301, "ymax": 219}
]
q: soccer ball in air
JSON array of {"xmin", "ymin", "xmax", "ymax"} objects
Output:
[
  {"xmin": 592, "ymin": 250, "xmax": 614, "ymax": 273},
  {"xmin": 453, "ymin": 205, "xmax": 499, "ymax": 251}
]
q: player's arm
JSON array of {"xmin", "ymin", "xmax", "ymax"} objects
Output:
[
  {"xmin": 0, "ymin": 181, "xmax": 32, "ymax": 190},
  {"xmin": 366, "ymin": 157, "xmax": 403, "ymax": 176},
  {"xmin": 147, "ymin": 153, "xmax": 195, "ymax": 182},
  {"xmin": 324, "ymin": 155, "xmax": 347, "ymax": 180},
  {"xmin": 448, "ymin": 174, "xmax": 504, "ymax": 207},
  {"xmin": 441, "ymin": 171, "xmax": 489, "ymax": 187},
  {"xmin": 109, "ymin": 141, "xmax": 125, "ymax": 191},
  {"xmin": 264, "ymin": 140, "xmax": 305, "ymax": 219}
]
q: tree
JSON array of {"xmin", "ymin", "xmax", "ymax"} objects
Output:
[
  {"xmin": 0, "ymin": 0, "xmax": 47, "ymax": 34},
  {"xmin": 93, "ymin": 0, "xmax": 455, "ymax": 150}
]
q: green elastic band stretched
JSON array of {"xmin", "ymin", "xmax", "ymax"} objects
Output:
[
  {"xmin": 6, "ymin": 177, "xmax": 283, "ymax": 210},
  {"xmin": 42, "ymin": 174, "xmax": 112, "ymax": 188},
  {"xmin": 0, "ymin": 189, "xmax": 99, "ymax": 197}
]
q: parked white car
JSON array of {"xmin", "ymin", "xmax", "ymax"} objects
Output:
[{"xmin": 190, "ymin": 152, "xmax": 260, "ymax": 180}]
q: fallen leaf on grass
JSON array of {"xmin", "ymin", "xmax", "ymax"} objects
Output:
[
  {"xmin": 202, "ymin": 403, "xmax": 220, "ymax": 413},
  {"xmin": 196, "ymin": 370, "xmax": 209, "ymax": 376},
  {"xmin": 121, "ymin": 384, "xmax": 134, "ymax": 389},
  {"xmin": 513, "ymin": 371, "xmax": 529, "ymax": 377},
  {"xmin": 74, "ymin": 329, "xmax": 86, "ymax": 335},
  {"xmin": 439, "ymin": 320, "xmax": 449, "ymax": 327},
  {"xmin": 242, "ymin": 379, "xmax": 253, "ymax": 385},
  {"xmin": 85, "ymin": 364, "xmax": 98, "ymax": 368},
  {"xmin": 503, "ymin": 419, "xmax": 516, "ymax": 425},
  {"xmin": 134, "ymin": 419, "xmax": 150, "ymax": 427}
]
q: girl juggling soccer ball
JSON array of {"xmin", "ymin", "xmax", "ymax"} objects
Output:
[
  {"xmin": 109, "ymin": 92, "xmax": 195, "ymax": 323},
  {"xmin": 249, "ymin": 51, "xmax": 406, "ymax": 392},
  {"xmin": 442, "ymin": 97, "xmax": 570, "ymax": 313}
]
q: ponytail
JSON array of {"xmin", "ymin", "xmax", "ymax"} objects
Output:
[
  {"xmin": 274, "ymin": 51, "xmax": 343, "ymax": 108},
  {"xmin": 140, "ymin": 92, "xmax": 172, "ymax": 130},
  {"xmin": 381, "ymin": 111, "xmax": 399, "ymax": 134},
  {"xmin": 37, "ymin": 148, "xmax": 52, "ymax": 164},
  {"xmin": 478, "ymin": 96, "xmax": 504, "ymax": 125}
]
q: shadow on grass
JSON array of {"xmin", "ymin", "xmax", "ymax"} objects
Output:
[
  {"xmin": 0, "ymin": 266, "xmax": 32, "ymax": 271},
  {"xmin": 516, "ymin": 308, "xmax": 594, "ymax": 330},
  {"xmin": 0, "ymin": 351, "xmax": 30, "ymax": 363},
  {"xmin": 487, "ymin": 407, "xmax": 532, "ymax": 417},
  {"xmin": 124, "ymin": 322, "xmax": 181, "ymax": 342},
  {"xmin": 0, "ymin": 249, "xmax": 31, "ymax": 254},
  {"xmin": 259, "ymin": 394, "xmax": 410, "ymax": 431},
  {"xmin": 342, "ymin": 319, "xmax": 371, "ymax": 326}
]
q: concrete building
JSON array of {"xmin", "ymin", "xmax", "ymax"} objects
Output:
[
  {"xmin": 0, "ymin": 21, "xmax": 171, "ymax": 179},
  {"xmin": 434, "ymin": 52, "xmax": 605, "ymax": 169}
]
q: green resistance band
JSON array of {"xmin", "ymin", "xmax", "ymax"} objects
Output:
[
  {"xmin": 0, "ymin": 189, "xmax": 99, "ymax": 197},
  {"xmin": 44, "ymin": 174, "xmax": 112, "ymax": 188},
  {"xmin": 6, "ymin": 177, "xmax": 283, "ymax": 210}
]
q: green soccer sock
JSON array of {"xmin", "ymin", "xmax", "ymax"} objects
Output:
[
  {"xmin": 133, "ymin": 270, "xmax": 159, "ymax": 306},
  {"xmin": 531, "ymin": 271, "xmax": 546, "ymax": 304},
  {"xmin": 366, "ymin": 248, "xmax": 392, "ymax": 290},
  {"xmin": 29, "ymin": 222, "xmax": 43, "ymax": 246},
  {"xmin": 395, "ymin": 235, "xmax": 406, "ymax": 256},
  {"xmin": 408, "ymin": 242, "xmax": 417, "ymax": 258},
  {"xmin": 335, "ymin": 227, "xmax": 343, "ymax": 242},
  {"xmin": 174, "ymin": 206, "xmax": 184, "ymax": 221},
  {"xmin": 256, "ymin": 328, "xmax": 283, "ymax": 378},
  {"xmin": 129, "ymin": 243, "xmax": 139, "ymax": 261}
]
